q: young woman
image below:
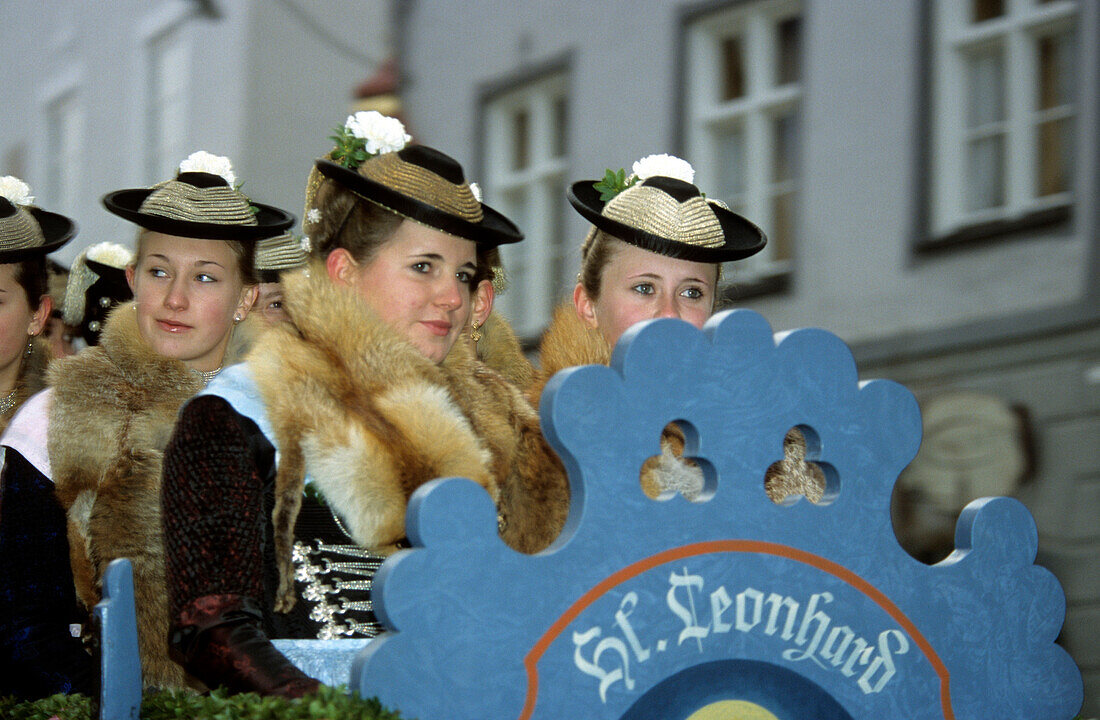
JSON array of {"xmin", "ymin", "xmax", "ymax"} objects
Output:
[
  {"xmin": 251, "ymin": 231, "xmax": 309, "ymax": 324},
  {"xmin": 0, "ymin": 153, "xmax": 294, "ymax": 694},
  {"xmin": 160, "ymin": 116, "xmax": 568, "ymax": 697},
  {"xmin": 531, "ymin": 155, "xmax": 822, "ymax": 503},
  {"xmin": 0, "ymin": 177, "xmax": 83, "ymax": 699}
]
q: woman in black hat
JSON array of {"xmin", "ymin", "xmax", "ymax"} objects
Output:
[
  {"xmin": 159, "ymin": 113, "xmax": 568, "ymax": 697},
  {"xmin": 250, "ymin": 231, "xmax": 309, "ymax": 325},
  {"xmin": 0, "ymin": 153, "xmax": 294, "ymax": 694},
  {"xmin": 0, "ymin": 176, "xmax": 89, "ymax": 699},
  {"xmin": 527, "ymin": 155, "xmax": 823, "ymax": 505}
]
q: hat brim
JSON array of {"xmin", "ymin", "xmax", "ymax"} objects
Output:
[
  {"xmin": 103, "ymin": 189, "xmax": 295, "ymax": 241},
  {"xmin": 0, "ymin": 206, "xmax": 76, "ymax": 263},
  {"xmin": 316, "ymin": 159, "xmax": 523, "ymax": 247},
  {"xmin": 568, "ymin": 181, "xmax": 766, "ymax": 263}
]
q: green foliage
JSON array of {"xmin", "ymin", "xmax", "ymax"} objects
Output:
[
  {"xmin": 592, "ymin": 167, "xmax": 635, "ymax": 203},
  {"xmin": 0, "ymin": 685, "xmax": 407, "ymax": 720},
  {"xmin": 328, "ymin": 126, "xmax": 372, "ymax": 170}
]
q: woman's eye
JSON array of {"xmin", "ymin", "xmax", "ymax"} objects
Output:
[
  {"xmin": 196, "ymin": 273, "xmax": 217, "ymax": 283},
  {"xmin": 456, "ymin": 270, "xmax": 473, "ymax": 284},
  {"xmin": 267, "ymin": 300, "xmax": 282, "ymax": 310},
  {"xmin": 412, "ymin": 261, "xmax": 431, "ymax": 273},
  {"xmin": 149, "ymin": 267, "xmax": 168, "ymax": 278},
  {"xmin": 632, "ymin": 283, "xmax": 655, "ymax": 295},
  {"xmin": 681, "ymin": 287, "xmax": 704, "ymax": 300}
]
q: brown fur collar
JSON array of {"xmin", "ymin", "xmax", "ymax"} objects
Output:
[
  {"xmin": 47, "ymin": 302, "xmax": 254, "ymax": 689},
  {"xmin": 251, "ymin": 265, "xmax": 568, "ymax": 610},
  {"xmin": 528, "ymin": 304, "xmax": 610, "ymax": 408},
  {"xmin": 469, "ymin": 310, "xmax": 534, "ymax": 389},
  {"xmin": 0, "ymin": 336, "xmax": 51, "ymax": 435}
]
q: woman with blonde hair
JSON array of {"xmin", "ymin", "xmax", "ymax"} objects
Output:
[
  {"xmin": 0, "ymin": 153, "xmax": 294, "ymax": 694},
  {"xmin": 160, "ymin": 114, "xmax": 567, "ymax": 697},
  {"xmin": 532, "ymin": 155, "xmax": 821, "ymax": 504}
]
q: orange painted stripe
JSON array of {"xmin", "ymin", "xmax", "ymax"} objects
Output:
[{"xmin": 518, "ymin": 541, "xmax": 952, "ymax": 720}]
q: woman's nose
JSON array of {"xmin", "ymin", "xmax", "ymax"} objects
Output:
[{"xmin": 164, "ymin": 277, "xmax": 188, "ymax": 310}]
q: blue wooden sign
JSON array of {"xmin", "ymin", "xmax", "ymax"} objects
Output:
[{"xmin": 351, "ymin": 310, "xmax": 1081, "ymax": 719}]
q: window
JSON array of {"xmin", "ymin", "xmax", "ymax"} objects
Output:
[
  {"xmin": 928, "ymin": 0, "xmax": 1077, "ymax": 242},
  {"xmin": 146, "ymin": 24, "xmax": 190, "ymax": 182},
  {"xmin": 482, "ymin": 73, "xmax": 569, "ymax": 337},
  {"xmin": 45, "ymin": 89, "xmax": 82, "ymax": 214},
  {"xmin": 684, "ymin": 0, "xmax": 802, "ymax": 285}
]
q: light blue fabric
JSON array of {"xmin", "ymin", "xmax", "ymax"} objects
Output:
[{"xmin": 197, "ymin": 363, "xmax": 281, "ymax": 467}]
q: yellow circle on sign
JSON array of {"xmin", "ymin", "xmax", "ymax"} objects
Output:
[{"xmin": 684, "ymin": 700, "xmax": 781, "ymax": 720}]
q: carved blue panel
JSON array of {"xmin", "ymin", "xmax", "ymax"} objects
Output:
[
  {"xmin": 354, "ymin": 310, "xmax": 1083, "ymax": 720},
  {"xmin": 97, "ymin": 559, "xmax": 141, "ymax": 720}
]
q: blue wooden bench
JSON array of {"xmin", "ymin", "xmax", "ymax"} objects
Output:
[{"xmin": 95, "ymin": 309, "xmax": 1084, "ymax": 720}]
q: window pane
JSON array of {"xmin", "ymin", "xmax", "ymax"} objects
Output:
[
  {"xmin": 776, "ymin": 16, "xmax": 801, "ymax": 85},
  {"xmin": 971, "ymin": 0, "xmax": 1004, "ymax": 23},
  {"xmin": 721, "ymin": 34, "xmax": 745, "ymax": 100},
  {"xmin": 511, "ymin": 109, "xmax": 529, "ymax": 171},
  {"xmin": 716, "ymin": 126, "xmax": 747, "ymax": 203},
  {"xmin": 966, "ymin": 45, "xmax": 1005, "ymax": 127},
  {"xmin": 1038, "ymin": 31, "xmax": 1074, "ymax": 110},
  {"xmin": 551, "ymin": 94, "xmax": 568, "ymax": 158},
  {"xmin": 1037, "ymin": 116, "xmax": 1072, "ymax": 196},
  {"xmin": 499, "ymin": 188, "xmax": 529, "ymax": 321},
  {"xmin": 773, "ymin": 112, "xmax": 799, "ymax": 183},
  {"xmin": 965, "ymin": 134, "xmax": 1005, "ymax": 211},
  {"xmin": 771, "ymin": 190, "xmax": 795, "ymax": 262}
]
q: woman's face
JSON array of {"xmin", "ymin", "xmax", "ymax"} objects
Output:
[
  {"xmin": 335, "ymin": 219, "xmax": 478, "ymax": 363},
  {"xmin": 253, "ymin": 282, "xmax": 287, "ymax": 325},
  {"xmin": 126, "ymin": 233, "xmax": 256, "ymax": 372},
  {"xmin": 575, "ymin": 241, "xmax": 718, "ymax": 348},
  {"xmin": 0, "ymin": 264, "xmax": 46, "ymax": 386}
]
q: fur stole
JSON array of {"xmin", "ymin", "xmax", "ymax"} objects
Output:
[
  {"xmin": 0, "ymin": 336, "xmax": 50, "ymax": 435},
  {"xmin": 470, "ymin": 310, "xmax": 534, "ymax": 389},
  {"xmin": 530, "ymin": 304, "xmax": 825, "ymax": 504},
  {"xmin": 48, "ymin": 302, "xmax": 254, "ymax": 688},
  {"xmin": 250, "ymin": 266, "xmax": 568, "ymax": 611}
]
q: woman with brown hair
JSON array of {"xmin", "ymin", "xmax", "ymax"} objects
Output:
[
  {"xmin": 532, "ymin": 155, "xmax": 822, "ymax": 504},
  {"xmin": 160, "ymin": 114, "xmax": 568, "ymax": 697},
  {"xmin": 0, "ymin": 153, "xmax": 294, "ymax": 695}
]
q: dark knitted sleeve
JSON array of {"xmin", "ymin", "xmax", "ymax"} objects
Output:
[
  {"xmin": 0, "ymin": 448, "xmax": 97, "ymax": 699},
  {"xmin": 162, "ymin": 395, "xmax": 267, "ymax": 620}
]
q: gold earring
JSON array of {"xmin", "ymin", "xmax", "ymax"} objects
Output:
[{"xmin": 470, "ymin": 320, "xmax": 482, "ymax": 343}]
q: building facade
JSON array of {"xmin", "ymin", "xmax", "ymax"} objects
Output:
[
  {"xmin": 1, "ymin": 0, "xmax": 389, "ymax": 265},
  {"xmin": 398, "ymin": 0, "xmax": 1098, "ymax": 710}
]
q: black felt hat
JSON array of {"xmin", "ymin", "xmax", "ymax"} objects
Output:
[
  {"xmin": 0, "ymin": 182, "xmax": 76, "ymax": 263},
  {"xmin": 315, "ymin": 145, "xmax": 523, "ymax": 247},
  {"xmin": 103, "ymin": 169, "xmax": 294, "ymax": 241},
  {"xmin": 62, "ymin": 242, "xmax": 134, "ymax": 346},
  {"xmin": 568, "ymin": 175, "xmax": 766, "ymax": 263}
]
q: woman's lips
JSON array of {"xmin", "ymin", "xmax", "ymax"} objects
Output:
[
  {"xmin": 156, "ymin": 319, "xmax": 192, "ymax": 333},
  {"xmin": 420, "ymin": 320, "xmax": 452, "ymax": 337}
]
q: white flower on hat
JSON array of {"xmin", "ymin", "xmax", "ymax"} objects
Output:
[
  {"xmin": 179, "ymin": 151, "xmax": 237, "ymax": 185},
  {"xmin": 300, "ymin": 236, "xmax": 312, "ymax": 253},
  {"xmin": 469, "ymin": 182, "xmax": 482, "ymax": 203},
  {"xmin": 86, "ymin": 241, "xmax": 134, "ymax": 269},
  {"xmin": 0, "ymin": 176, "xmax": 34, "ymax": 206},
  {"xmin": 632, "ymin": 154, "xmax": 695, "ymax": 185},
  {"xmin": 306, "ymin": 208, "xmax": 322, "ymax": 225},
  {"xmin": 345, "ymin": 111, "xmax": 411, "ymax": 155}
]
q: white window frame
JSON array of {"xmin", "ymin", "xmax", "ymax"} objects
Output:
[
  {"xmin": 40, "ymin": 75, "xmax": 84, "ymax": 216},
  {"xmin": 483, "ymin": 73, "xmax": 569, "ymax": 338},
  {"xmin": 684, "ymin": 0, "xmax": 802, "ymax": 281},
  {"xmin": 929, "ymin": 0, "xmax": 1078, "ymax": 239},
  {"xmin": 143, "ymin": 14, "xmax": 192, "ymax": 183}
]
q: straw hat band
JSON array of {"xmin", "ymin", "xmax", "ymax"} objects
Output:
[
  {"xmin": 254, "ymin": 234, "xmax": 307, "ymax": 272},
  {"xmin": 138, "ymin": 179, "xmax": 258, "ymax": 226},
  {"xmin": 360, "ymin": 152, "xmax": 482, "ymax": 223},
  {"xmin": 0, "ymin": 206, "xmax": 46, "ymax": 248},
  {"xmin": 603, "ymin": 185, "xmax": 725, "ymax": 249}
]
